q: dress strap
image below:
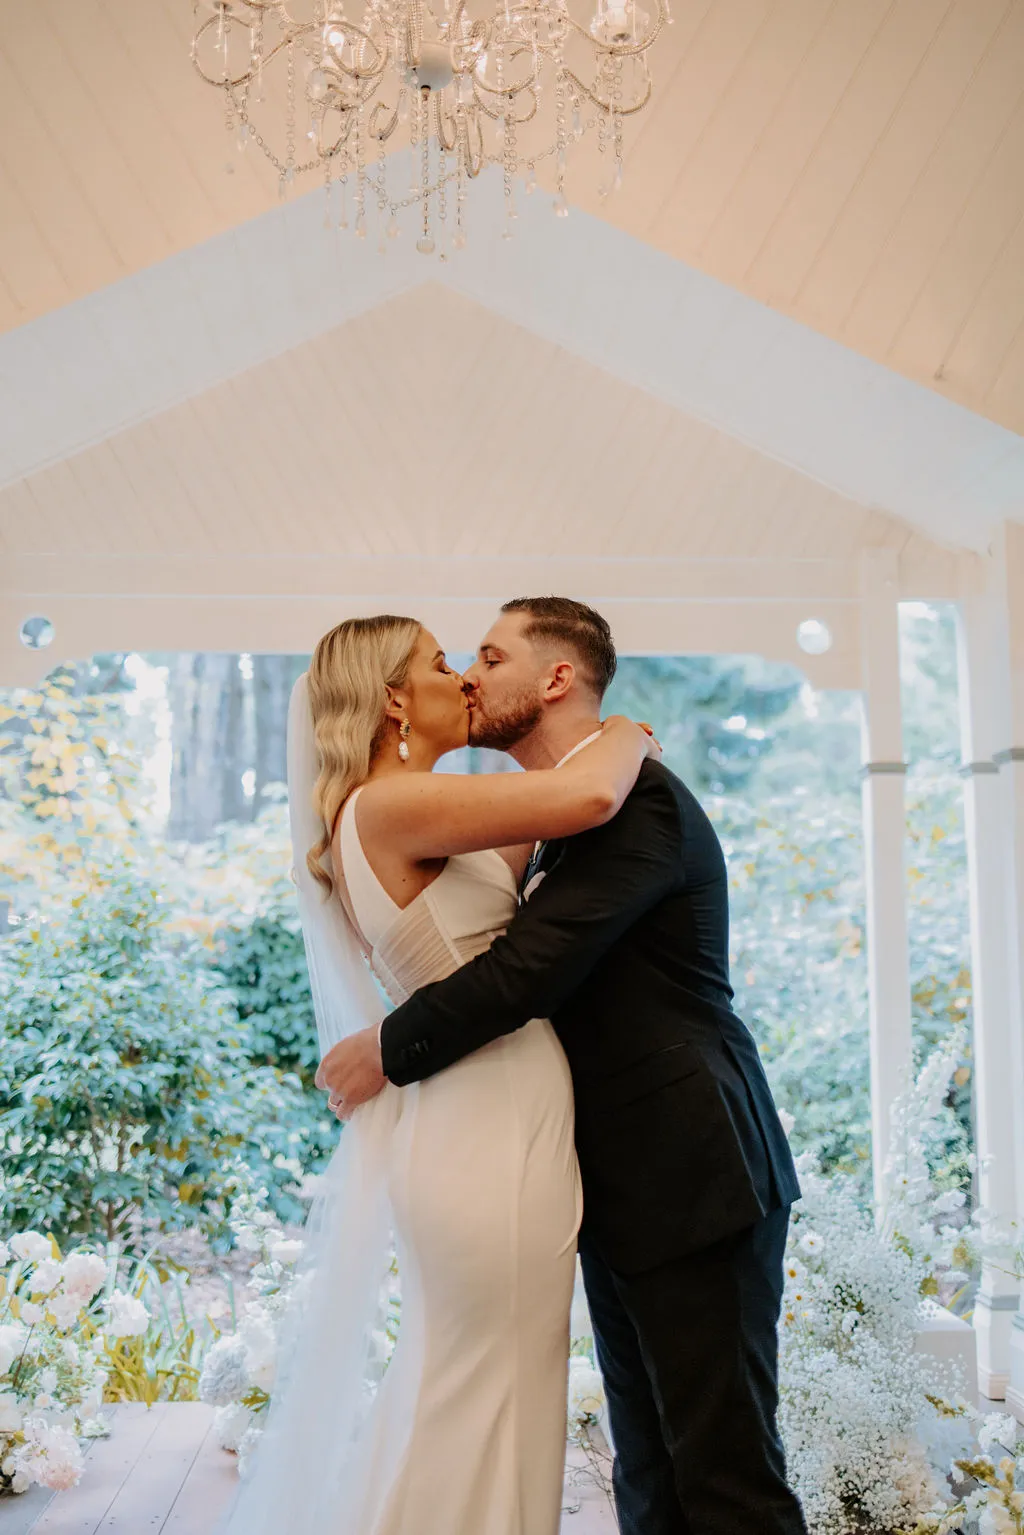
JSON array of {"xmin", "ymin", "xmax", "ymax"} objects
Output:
[{"xmin": 334, "ymin": 787, "xmax": 400, "ymax": 953}]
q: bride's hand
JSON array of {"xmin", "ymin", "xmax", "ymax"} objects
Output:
[
  {"xmin": 602, "ymin": 715, "xmax": 663, "ymax": 760},
  {"xmin": 316, "ymin": 1026, "xmax": 387, "ymax": 1118}
]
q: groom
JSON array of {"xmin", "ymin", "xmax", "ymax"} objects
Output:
[{"xmin": 318, "ymin": 596, "xmax": 806, "ymax": 1535}]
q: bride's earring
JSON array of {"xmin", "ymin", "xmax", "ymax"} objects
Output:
[{"xmin": 398, "ymin": 719, "xmax": 411, "ymax": 763}]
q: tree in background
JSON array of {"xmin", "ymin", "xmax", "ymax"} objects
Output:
[{"xmin": 167, "ymin": 654, "xmax": 305, "ymax": 843}]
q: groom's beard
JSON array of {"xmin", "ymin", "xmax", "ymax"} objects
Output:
[{"xmin": 468, "ymin": 686, "xmax": 543, "ymax": 751}]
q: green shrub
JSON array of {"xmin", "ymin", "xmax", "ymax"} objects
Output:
[
  {"xmin": 0, "ymin": 872, "xmax": 326, "ymax": 1243},
  {"xmin": 209, "ymin": 901, "xmax": 318, "ymax": 1082}
]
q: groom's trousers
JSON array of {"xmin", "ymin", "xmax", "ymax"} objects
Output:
[{"xmin": 579, "ymin": 1205, "xmax": 807, "ymax": 1535}]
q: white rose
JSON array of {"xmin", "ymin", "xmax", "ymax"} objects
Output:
[
  {"xmin": 103, "ymin": 1292, "xmax": 149, "ymax": 1339},
  {"xmin": 10, "ymin": 1234, "xmax": 53, "ymax": 1265},
  {"xmin": 29, "ymin": 1260, "xmax": 63, "ymax": 1296},
  {"xmin": 61, "ymin": 1253, "xmax": 108, "ymax": 1304},
  {"xmin": 568, "ymin": 1359, "xmax": 605, "ymax": 1421},
  {"xmin": 0, "ymin": 1323, "xmax": 27, "ymax": 1374},
  {"xmin": 0, "ymin": 1392, "xmax": 24, "ymax": 1432},
  {"xmin": 978, "ymin": 1413, "xmax": 1018, "ymax": 1455},
  {"xmin": 0, "ymin": 1241, "xmax": 11, "ymax": 1267},
  {"xmin": 47, "ymin": 1293, "xmax": 83, "ymax": 1331},
  {"xmin": 19, "ymin": 1303, "xmax": 43, "ymax": 1327},
  {"xmin": 213, "ymin": 1402, "xmax": 253, "ymax": 1453}
]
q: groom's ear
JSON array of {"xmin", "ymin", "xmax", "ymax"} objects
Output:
[{"xmin": 542, "ymin": 661, "xmax": 576, "ymax": 703}]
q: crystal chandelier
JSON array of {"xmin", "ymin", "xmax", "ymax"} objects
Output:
[{"xmin": 191, "ymin": 0, "xmax": 667, "ymax": 253}]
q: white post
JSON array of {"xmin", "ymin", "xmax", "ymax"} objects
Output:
[
  {"xmin": 958, "ymin": 566, "xmax": 1020, "ymax": 1400},
  {"xmin": 990, "ymin": 523, "xmax": 1024, "ymax": 1421},
  {"xmin": 859, "ymin": 550, "xmax": 913, "ymax": 1208}
]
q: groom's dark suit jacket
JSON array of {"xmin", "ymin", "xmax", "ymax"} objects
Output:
[{"xmin": 380, "ymin": 759, "xmax": 799, "ymax": 1276}]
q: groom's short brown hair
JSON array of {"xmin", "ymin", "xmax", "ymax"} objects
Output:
[{"xmin": 501, "ymin": 596, "xmax": 617, "ymax": 699}]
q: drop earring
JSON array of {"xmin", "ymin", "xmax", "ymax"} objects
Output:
[{"xmin": 398, "ymin": 719, "xmax": 411, "ymax": 762}]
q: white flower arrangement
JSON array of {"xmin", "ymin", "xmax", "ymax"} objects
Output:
[
  {"xmin": 778, "ymin": 1161, "xmax": 954, "ymax": 1533},
  {"xmin": 200, "ymin": 1162, "xmax": 405, "ymax": 1474},
  {"xmin": 198, "ymin": 1170, "xmax": 310, "ymax": 1468},
  {"xmin": 778, "ymin": 1033, "xmax": 1024, "ymax": 1535},
  {"xmin": 0, "ymin": 1232, "xmax": 118, "ymax": 1496}
]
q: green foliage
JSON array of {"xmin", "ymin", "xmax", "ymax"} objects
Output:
[
  {"xmin": 209, "ymin": 903, "xmax": 318, "ymax": 1080},
  {"xmin": 0, "ymin": 663, "xmax": 153, "ymax": 900},
  {"xmin": 0, "ymin": 871, "xmax": 322, "ymax": 1244},
  {"xmin": 605, "ymin": 654, "xmax": 802, "ymax": 794}
]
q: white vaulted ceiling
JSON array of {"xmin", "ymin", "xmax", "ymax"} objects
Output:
[
  {"xmin": 1, "ymin": 0, "xmax": 1023, "ymax": 685},
  {"xmin": 1, "ymin": 0, "xmax": 1023, "ymax": 433}
]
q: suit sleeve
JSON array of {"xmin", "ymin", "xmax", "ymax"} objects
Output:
[{"xmin": 380, "ymin": 770, "xmax": 681, "ymax": 1085}]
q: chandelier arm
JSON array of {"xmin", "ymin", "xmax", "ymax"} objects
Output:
[
  {"xmin": 563, "ymin": 0, "xmax": 666, "ymax": 60},
  {"xmin": 405, "ymin": 0, "xmax": 424, "ymax": 69},
  {"xmin": 324, "ymin": 24, "xmax": 388, "ymax": 83},
  {"xmin": 448, "ymin": 1, "xmax": 490, "ymax": 72},
  {"xmin": 471, "ymin": 83, "xmax": 538, "ymax": 125},
  {"xmin": 457, "ymin": 109, "xmax": 486, "ymax": 177},
  {"xmin": 321, "ymin": 113, "xmax": 357, "ymax": 156},
  {"xmin": 191, "ymin": 15, "xmax": 314, "ymax": 88},
  {"xmin": 368, "ymin": 100, "xmax": 400, "ymax": 140},
  {"xmin": 561, "ymin": 65, "xmax": 651, "ymax": 115},
  {"xmin": 473, "ymin": 41, "xmax": 543, "ymax": 100},
  {"xmin": 435, "ymin": 94, "xmax": 459, "ymax": 153}
]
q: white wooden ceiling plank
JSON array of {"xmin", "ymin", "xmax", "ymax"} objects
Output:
[
  {"xmin": 310, "ymin": 309, "xmax": 427, "ymax": 552},
  {"xmin": 0, "ymin": 164, "xmax": 72, "ymax": 319},
  {"xmin": 945, "ymin": 212, "xmax": 1024, "ymax": 407},
  {"xmin": 988, "ymin": 323, "xmax": 1024, "ymax": 429},
  {"xmin": 289, "ymin": 337, "xmax": 384, "ymax": 558},
  {"xmin": 648, "ymin": 0, "xmax": 836, "ymax": 253},
  {"xmin": 840, "ymin": 3, "xmax": 1024, "ymax": 359},
  {"xmin": 298, "ymin": 333, "xmax": 391, "ymax": 557},
  {"xmin": 0, "ymin": 50, "xmax": 119, "ymax": 303},
  {"xmin": 61, "ymin": 443, "xmax": 146, "ymax": 555},
  {"xmin": 250, "ymin": 347, "xmax": 359, "ymax": 555},
  {"xmin": 100, "ymin": 433, "xmax": 184, "ymax": 557},
  {"xmin": 54, "ymin": 0, "xmax": 219, "ymax": 253},
  {"xmin": 150, "ymin": 400, "xmax": 248, "ymax": 557},
  {"xmin": 550, "ymin": 384, "xmax": 669, "ymax": 553},
  {"xmin": 18, "ymin": 460, "xmax": 100, "ymax": 554},
  {"xmin": 97, "ymin": 0, "xmax": 276, "ymax": 218},
  {"xmin": 2, "ymin": 7, "xmax": 171, "ymax": 276},
  {"xmin": 888, "ymin": 96, "xmax": 1024, "ymax": 387},
  {"xmin": 129, "ymin": 417, "xmax": 226, "ymax": 553},
  {"xmin": 699, "ymin": 0, "xmax": 892, "ymax": 281},
  {"xmin": 584, "ymin": 0, "xmax": 762, "ymax": 236},
  {"xmin": 177, "ymin": 387, "xmax": 279, "ymax": 553},
  {"xmin": 213, "ymin": 372, "xmax": 310, "ymax": 552},
  {"xmin": 745, "ymin": 0, "xmax": 960, "ymax": 307},
  {"xmin": 0, "ymin": 478, "xmax": 53, "ymax": 555},
  {"xmin": 797, "ymin": 0, "xmax": 1013, "ymax": 324}
]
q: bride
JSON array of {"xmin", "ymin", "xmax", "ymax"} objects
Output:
[{"xmin": 219, "ymin": 614, "xmax": 656, "ymax": 1535}]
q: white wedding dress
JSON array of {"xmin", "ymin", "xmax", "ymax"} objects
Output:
[{"xmin": 223, "ymin": 774, "xmax": 582, "ymax": 1535}]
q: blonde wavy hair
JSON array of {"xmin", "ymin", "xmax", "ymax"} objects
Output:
[{"xmin": 306, "ymin": 615, "xmax": 422, "ymax": 895}]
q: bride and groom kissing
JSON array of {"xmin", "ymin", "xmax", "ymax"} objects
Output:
[{"xmin": 223, "ymin": 596, "xmax": 807, "ymax": 1535}]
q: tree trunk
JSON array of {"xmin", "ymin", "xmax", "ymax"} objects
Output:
[
  {"xmin": 253, "ymin": 655, "xmax": 302, "ymax": 807},
  {"xmin": 168, "ymin": 653, "xmax": 250, "ymax": 840}
]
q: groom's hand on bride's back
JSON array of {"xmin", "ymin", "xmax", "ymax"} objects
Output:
[{"xmin": 316, "ymin": 1027, "xmax": 387, "ymax": 1119}]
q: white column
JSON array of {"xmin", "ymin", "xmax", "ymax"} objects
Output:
[
  {"xmin": 989, "ymin": 524, "xmax": 1024, "ymax": 1420},
  {"xmin": 859, "ymin": 550, "xmax": 913, "ymax": 1208},
  {"xmin": 958, "ymin": 570, "xmax": 1020, "ymax": 1400}
]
